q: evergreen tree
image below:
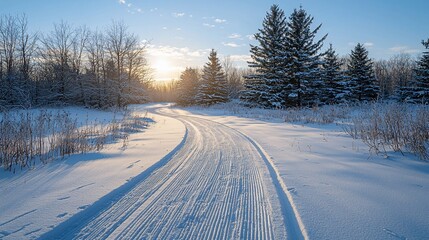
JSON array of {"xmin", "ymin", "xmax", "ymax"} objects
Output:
[
  {"xmin": 321, "ymin": 44, "xmax": 346, "ymax": 104},
  {"xmin": 195, "ymin": 49, "xmax": 228, "ymax": 105},
  {"xmin": 241, "ymin": 4, "xmax": 288, "ymax": 108},
  {"xmin": 346, "ymin": 43, "xmax": 379, "ymax": 102},
  {"xmin": 404, "ymin": 39, "xmax": 429, "ymax": 103},
  {"xmin": 176, "ymin": 67, "xmax": 200, "ymax": 106},
  {"xmin": 285, "ymin": 7, "xmax": 327, "ymax": 107}
]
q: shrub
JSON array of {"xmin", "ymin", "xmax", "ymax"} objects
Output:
[{"xmin": 0, "ymin": 109, "xmax": 149, "ymax": 172}]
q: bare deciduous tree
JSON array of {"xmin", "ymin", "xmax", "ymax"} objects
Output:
[
  {"xmin": 374, "ymin": 53, "xmax": 415, "ymax": 99},
  {"xmin": 223, "ymin": 56, "xmax": 244, "ymax": 99}
]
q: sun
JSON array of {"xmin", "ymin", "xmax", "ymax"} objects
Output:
[
  {"xmin": 154, "ymin": 59, "xmax": 172, "ymax": 73},
  {"xmin": 151, "ymin": 58, "xmax": 182, "ymax": 81}
]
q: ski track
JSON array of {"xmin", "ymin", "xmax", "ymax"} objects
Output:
[{"xmin": 41, "ymin": 113, "xmax": 304, "ymax": 239}]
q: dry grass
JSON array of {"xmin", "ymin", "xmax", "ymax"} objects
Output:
[
  {"xmin": 190, "ymin": 101, "xmax": 350, "ymax": 124},
  {"xmin": 0, "ymin": 109, "xmax": 149, "ymax": 172},
  {"xmin": 343, "ymin": 103, "xmax": 429, "ymax": 160},
  {"xmin": 192, "ymin": 101, "xmax": 429, "ymax": 161}
]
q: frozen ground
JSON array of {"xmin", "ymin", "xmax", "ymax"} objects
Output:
[{"xmin": 0, "ymin": 103, "xmax": 428, "ymax": 239}]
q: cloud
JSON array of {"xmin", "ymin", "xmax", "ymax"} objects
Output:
[
  {"xmin": 228, "ymin": 33, "xmax": 242, "ymax": 39},
  {"xmin": 215, "ymin": 18, "xmax": 227, "ymax": 23},
  {"xmin": 162, "ymin": 27, "xmax": 168, "ymax": 30},
  {"xmin": 187, "ymin": 50, "xmax": 202, "ymax": 57},
  {"xmin": 146, "ymin": 45, "xmax": 207, "ymax": 60},
  {"xmin": 222, "ymin": 42, "xmax": 243, "ymax": 48},
  {"xmin": 150, "ymin": 8, "xmax": 158, "ymax": 12},
  {"xmin": 176, "ymin": 28, "xmax": 182, "ymax": 31},
  {"xmin": 173, "ymin": 12, "xmax": 186, "ymax": 17},
  {"xmin": 246, "ymin": 34, "xmax": 255, "ymax": 41},
  {"xmin": 146, "ymin": 45, "xmax": 210, "ymax": 80},
  {"xmin": 389, "ymin": 46, "xmax": 420, "ymax": 54},
  {"xmin": 203, "ymin": 23, "xmax": 215, "ymax": 28},
  {"xmin": 118, "ymin": 0, "xmax": 126, "ymax": 4}
]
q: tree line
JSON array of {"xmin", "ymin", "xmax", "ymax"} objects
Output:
[
  {"xmin": 175, "ymin": 5, "xmax": 429, "ymax": 108},
  {"xmin": 241, "ymin": 5, "xmax": 429, "ymax": 108},
  {"xmin": 175, "ymin": 52, "xmax": 249, "ymax": 106},
  {"xmin": 0, "ymin": 14, "xmax": 150, "ymax": 110}
]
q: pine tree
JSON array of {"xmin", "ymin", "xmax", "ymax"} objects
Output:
[
  {"xmin": 284, "ymin": 7, "xmax": 327, "ymax": 107},
  {"xmin": 176, "ymin": 67, "xmax": 200, "ymax": 106},
  {"xmin": 195, "ymin": 49, "xmax": 228, "ymax": 105},
  {"xmin": 241, "ymin": 4, "xmax": 288, "ymax": 108},
  {"xmin": 404, "ymin": 39, "xmax": 429, "ymax": 103},
  {"xmin": 321, "ymin": 44, "xmax": 346, "ymax": 104},
  {"xmin": 346, "ymin": 43, "xmax": 379, "ymax": 102}
]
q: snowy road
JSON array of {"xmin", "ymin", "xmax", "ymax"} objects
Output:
[{"xmin": 41, "ymin": 111, "xmax": 304, "ymax": 239}]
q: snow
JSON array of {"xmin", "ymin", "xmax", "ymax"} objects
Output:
[
  {"xmin": 162, "ymin": 104, "xmax": 429, "ymax": 240},
  {"xmin": 1, "ymin": 103, "xmax": 428, "ymax": 239},
  {"xmin": 0, "ymin": 104, "xmax": 186, "ymax": 239},
  {"xmin": 41, "ymin": 110, "xmax": 292, "ymax": 239}
]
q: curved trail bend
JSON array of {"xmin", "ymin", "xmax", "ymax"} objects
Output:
[{"xmin": 42, "ymin": 109, "xmax": 305, "ymax": 239}]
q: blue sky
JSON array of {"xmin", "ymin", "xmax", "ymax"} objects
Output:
[{"xmin": 2, "ymin": 0, "xmax": 429, "ymax": 80}]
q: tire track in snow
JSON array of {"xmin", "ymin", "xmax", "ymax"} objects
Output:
[{"xmin": 42, "ymin": 113, "xmax": 299, "ymax": 239}]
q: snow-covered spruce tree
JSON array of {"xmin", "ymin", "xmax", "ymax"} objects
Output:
[
  {"xmin": 176, "ymin": 67, "xmax": 200, "ymax": 106},
  {"xmin": 321, "ymin": 44, "xmax": 347, "ymax": 104},
  {"xmin": 285, "ymin": 7, "xmax": 327, "ymax": 107},
  {"xmin": 404, "ymin": 39, "xmax": 429, "ymax": 103},
  {"xmin": 241, "ymin": 4, "xmax": 288, "ymax": 108},
  {"xmin": 346, "ymin": 43, "xmax": 379, "ymax": 102},
  {"xmin": 195, "ymin": 49, "xmax": 228, "ymax": 105}
]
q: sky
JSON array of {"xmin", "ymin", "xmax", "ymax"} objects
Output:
[{"xmin": 1, "ymin": 0, "xmax": 429, "ymax": 81}]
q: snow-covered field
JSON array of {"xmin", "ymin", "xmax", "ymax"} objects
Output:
[
  {"xmin": 0, "ymin": 103, "xmax": 428, "ymax": 239},
  {"xmin": 166, "ymin": 103, "xmax": 429, "ymax": 240},
  {"xmin": 0, "ymin": 105, "xmax": 185, "ymax": 239}
]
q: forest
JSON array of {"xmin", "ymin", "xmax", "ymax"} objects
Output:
[
  {"xmin": 1, "ymin": 6, "xmax": 428, "ymax": 110},
  {"xmin": 174, "ymin": 5, "xmax": 429, "ymax": 108},
  {"xmin": 0, "ymin": 15, "xmax": 150, "ymax": 110}
]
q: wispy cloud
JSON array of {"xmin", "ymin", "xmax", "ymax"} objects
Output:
[
  {"xmin": 228, "ymin": 33, "xmax": 242, "ymax": 39},
  {"xmin": 203, "ymin": 23, "xmax": 215, "ymax": 28},
  {"xmin": 173, "ymin": 12, "xmax": 186, "ymax": 17},
  {"xmin": 222, "ymin": 42, "xmax": 243, "ymax": 48},
  {"xmin": 201, "ymin": 17, "xmax": 227, "ymax": 28},
  {"xmin": 246, "ymin": 34, "xmax": 255, "ymax": 41},
  {"xmin": 146, "ymin": 45, "xmax": 208, "ymax": 59},
  {"xmin": 215, "ymin": 18, "xmax": 227, "ymax": 23},
  {"xmin": 146, "ymin": 45, "xmax": 210, "ymax": 80},
  {"xmin": 118, "ymin": 0, "xmax": 144, "ymax": 14},
  {"xmin": 389, "ymin": 46, "xmax": 420, "ymax": 54}
]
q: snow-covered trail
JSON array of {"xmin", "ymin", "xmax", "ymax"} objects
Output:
[{"xmin": 41, "ymin": 111, "xmax": 303, "ymax": 239}]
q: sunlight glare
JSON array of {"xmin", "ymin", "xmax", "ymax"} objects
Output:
[{"xmin": 154, "ymin": 59, "xmax": 172, "ymax": 73}]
